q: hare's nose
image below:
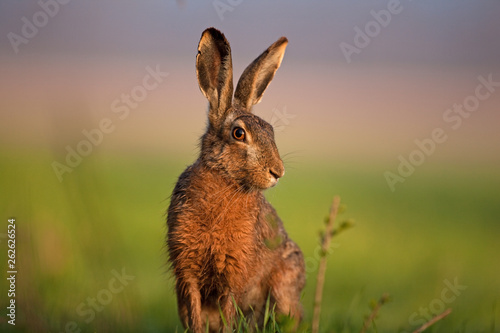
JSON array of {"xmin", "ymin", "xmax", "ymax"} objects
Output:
[
  {"xmin": 269, "ymin": 169, "xmax": 281, "ymax": 180},
  {"xmin": 269, "ymin": 164, "xmax": 285, "ymax": 180}
]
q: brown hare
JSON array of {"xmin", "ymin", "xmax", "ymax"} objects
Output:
[{"xmin": 166, "ymin": 27, "xmax": 305, "ymax": 332}]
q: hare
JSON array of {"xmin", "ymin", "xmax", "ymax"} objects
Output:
[{"xmin": 166, "ymin": 27, "xmax": 305, "ymax": 332}]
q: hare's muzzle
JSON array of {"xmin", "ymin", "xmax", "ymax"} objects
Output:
[{"xmin": 268, "ymin": 162, "xmax": 285, "ymax": 187}]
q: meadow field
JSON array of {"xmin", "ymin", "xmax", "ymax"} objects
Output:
[{"xmin": 1, "ymin": 147, "xmax": 499, "ymax": 332}]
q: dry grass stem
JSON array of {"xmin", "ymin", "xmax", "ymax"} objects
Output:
[
  {"xmin": 312, "ymin": 196, "xmax": 341, "ymax": 333},
  {"xmin": 412, "ymin": 308, "xmax": 452, "ymax": 333}
]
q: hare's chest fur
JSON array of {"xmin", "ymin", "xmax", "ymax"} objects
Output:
[{"xmin": 168, "ymin": 165, "xmax": 272, "ymax": 293}]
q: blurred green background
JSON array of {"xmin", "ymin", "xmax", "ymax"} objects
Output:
[
  {"xmin": 1, "ymin": 150, "xmax": 499, "ymax": 332},
  {"xmin": 1, "ymin": 1, "xmax": 499, "ymax": 332}
]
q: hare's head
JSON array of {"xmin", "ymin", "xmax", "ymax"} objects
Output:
[{"xmin": 196, "ymin": 28, "xmax": 287, "ymax": 190}]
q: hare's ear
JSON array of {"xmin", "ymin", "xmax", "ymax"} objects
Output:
[
  {"xmin": 234, "ymin": 37, "xmax": 288, "ymax": 111},
  {"xmin": 196, "ymin": 28, "xmax": 234, "ymax": 129}
]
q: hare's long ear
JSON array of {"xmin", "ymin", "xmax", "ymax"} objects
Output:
[
  {"xmin": 196, "ymin": 28, "xmax": 234, "ymax": 129},
  {"xmin": 234, "ymin": 37, "xmax": 288, "ymax": 111}
]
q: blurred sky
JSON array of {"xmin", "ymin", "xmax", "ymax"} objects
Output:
[{"xmin": 0, "ymin": 0, "xmax": 499, "ymax": 164}]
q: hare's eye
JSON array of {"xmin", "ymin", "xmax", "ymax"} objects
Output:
[{"xmin": 232, "ymin": 127, "xmax": 246, "ymax": 141}]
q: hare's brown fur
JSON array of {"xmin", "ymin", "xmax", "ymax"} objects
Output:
[{"xmin": 166, "ymin": 28, "xmax": 305, "ymax": 332}]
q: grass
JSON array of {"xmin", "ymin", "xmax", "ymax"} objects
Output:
[{"xmin": 0, "ymin": 147, "xmax": 499, "ymax": 332}]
